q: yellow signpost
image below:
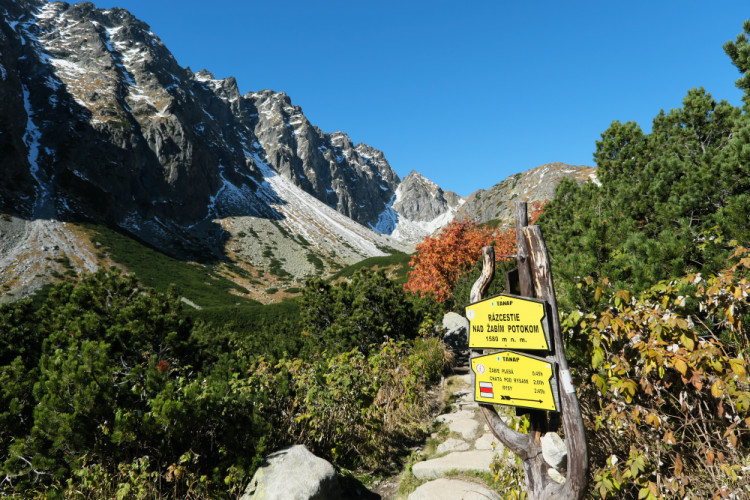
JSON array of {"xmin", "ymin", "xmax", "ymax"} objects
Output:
[
  {"xmin": 465, "ymin": 293, "xmax": 549, "ymax": 350},
  {"xmin": 471, "ymin": 351, "xmax": 557, "ymax": 411}
]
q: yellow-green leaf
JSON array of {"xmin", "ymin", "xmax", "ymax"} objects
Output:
[
  {"xmin": 592, "ymin": 373, "xmax": 607, "ymax": 393},
  {"xmin": 730, "ymin": 358, "xmax": 747, "ymax": 379},
  {"xmin": 592, "ymin": 348, "xmax": 605, "ymax": 369},
  {"xmin": 674, "ymin": 359, "xmax": 688, "ymax": 376},
  {"xmin": 680, "ymin": 333, "xmax": 695, "ymax": 351},
  {"xmin": 711, "ymin": 380, "xmax": 725, "ymax": 398},
  {"xmin": 622, "ymin": 379, "xmax": 638, "ymax": 397}
]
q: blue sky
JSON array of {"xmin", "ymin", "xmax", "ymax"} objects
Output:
[{"xmin": 75, "ymin": 0, "xmax": 748, "ymax": 197}]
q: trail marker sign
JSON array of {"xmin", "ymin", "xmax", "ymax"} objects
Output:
[
  {"xmin": 465, "ymin": 293, "xmax": 549, "ymax": 350},
  {"xmin": 465, "ymin": 203, "xmax": 588, "ymax": 499},
  {"xmin": 471, "ymin": 351, "xmax": 558, "ymax": 412}
]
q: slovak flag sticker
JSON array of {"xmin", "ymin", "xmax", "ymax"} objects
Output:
[{"xmin": 479, "ymin": 381, "xmax": 494, "ymax": 399}]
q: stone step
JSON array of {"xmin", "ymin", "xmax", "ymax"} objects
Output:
[
  {"xmin": 474, "ymin": 432, "xmax": 504, "ymax": 451},
  {"xmin": 436, "ymin": 409, "xmax": 476, "ymax": 424},
  {"xmin": 408, "ymin": 478, "xmax": 500, "ymax": 500},
  {"xmin": 411, "ymin": 450, "xmax": 496, "ymax": 480},
  {"xmin": 436, "ymin": 438, "xmax": 470, "ymax": 454},
  {"xmin": 449, "ymin": 417, "xmax": 480, "ymax": 440}
]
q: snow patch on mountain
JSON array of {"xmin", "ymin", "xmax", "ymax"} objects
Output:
[
  {"xmin": 21, "ymin": 84, "xmax": 51, "ymax": 217},
  {"xmin": 252, "ymin": 155, "xmax": 407, "ymax": 258}
]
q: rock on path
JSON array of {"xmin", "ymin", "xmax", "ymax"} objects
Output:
[{"xmin": 241, "ymin": 445, "xmax": 342, "ymax": 500}]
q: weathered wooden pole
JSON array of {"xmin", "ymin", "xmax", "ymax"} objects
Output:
[
  {"xmin": 469, "ymin": 201, "xmax": 588, "ymax": 499},
  {"xmin": 524, "ymin": 223, "xmax": 589, "ymax": 498}
]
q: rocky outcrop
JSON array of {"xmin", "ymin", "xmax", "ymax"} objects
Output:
[
  {"xmin": 442, "ymin": 311, "xmax": 469, "ymax": 350},
  {"xmin": 373, "ymin": 171, "xmax": 465, "ymax": 245},
  {"xmin": 248, "ymin": 91, "xmax": 400, "ymax": 227},
  {"xmin": 456, "ymin": 162, "xmax": 596, "ymax": 225},
  {"xmin": 393, "ymin": 170, "xmax": 463, "ymax": 222},
  {"xmin": 241, "ymin": 445, "xmax": 342, "ymax": 500},
  {"xmin": 372, "ymin": 164, "xmax": 598, "ymax": 245},
  {"xmin": 1, "ymin": 0, "xmax": 263, "ymax": 231},
  {"xmin": 541, "ymin": 432, "xmax": 568, "ymax": 470}
]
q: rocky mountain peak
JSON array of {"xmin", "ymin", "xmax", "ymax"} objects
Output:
[
  {"xmin": 393, "ymin": 170, "xmax": 462, "ymax": 222},
  {"xmin": 0, "ymin": 0, "xmax": 598, "ymax": 302},
  {"xmin": 370, "ymin": 171, "xmax": 464, "ymax": 245},
  {"xmin": 0, "ymin": 0, "xmax": 417, "ymax": 300}
]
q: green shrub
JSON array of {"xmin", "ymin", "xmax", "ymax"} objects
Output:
[
  {"xmin": 306, "ymin": 252, "xmax": 325, "ymax": 272},
  {"xmin": 280, "ymin": 338, "xmax": 453, "ymax": 471},
  {"xmin": 0, "ymin": 271, "xmax": 273, "ymax": 497},
  {"xmin": 566, "ymin": 248, "xmax": 750, "ymax": 498},
  {"xmin": 300, "ymin": 269, "xmax": 424, "ymax": 356},
  {"xmin": 330, "ymin": 252, "xmax": 412, "ymax": 284},
  {"xmin": 0, "ymin": 267, "xmax": 452, "ymax": 497}
]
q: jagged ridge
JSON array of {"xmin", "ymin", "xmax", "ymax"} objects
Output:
[{"xmin": 0, "ymin": 0, "xmax": 410, "ymax": 299}]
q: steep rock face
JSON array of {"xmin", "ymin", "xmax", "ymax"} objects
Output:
[
  {"xmin": 456, "ymin": 162, "xmax": 597, "ymax": 225},
  {"xmin": 0, "ymin": 0, "xmax": 58, "ymax": 218},
  {"xmin": 247, "ymin": 89, "xmax": 399, "ymax": 227},
  {"xmin": 1, "ymin": 0, "xmax": 267, "ymax": 234},
  {"xmin": 0, "ymin": 0, "xmax": 411, "ymax": 298}
]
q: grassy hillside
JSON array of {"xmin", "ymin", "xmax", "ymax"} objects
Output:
[
  {"xmin": 330, "ymin": 251, "xmax": 413, "ymax": 284},
  {"xmin": 81, "ymin": 224, "xmax": 261, "ymax": 309},
  {"xmin": 76, "ymin": 225, "xmax": 420, "ymax": 354}
]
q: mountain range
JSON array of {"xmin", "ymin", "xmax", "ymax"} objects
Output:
[{"xmin": 0, "ymin": 0, "xmax": 596, "ymax": 303}]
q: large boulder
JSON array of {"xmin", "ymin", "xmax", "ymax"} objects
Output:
[
  {"xmin": 442, "ymin": 312, "xmax": 469, "ymax": 350},
  {"xmin": 241, "ymin": 445, "xmax": 342, "ymax": 500}
]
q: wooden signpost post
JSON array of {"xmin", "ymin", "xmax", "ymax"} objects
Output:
[{"xmin": 467, "ymin": 201, "xmax": 588, "ymax": 500}]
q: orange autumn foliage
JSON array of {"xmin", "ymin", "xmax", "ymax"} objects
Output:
[
  {"xmin": 404, "ymin": 219, "xmax": 495, "ymax": 302},
  {"xmin": 405, "ymin": 201, "xmax": 546, "ymax": 303}
]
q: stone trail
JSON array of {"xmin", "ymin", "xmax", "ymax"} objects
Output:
[
  {"xmin": 390, "ymin": 312, "xmax": 507, "ymax": 499},
  {"xmin": 404, "ymin": 373, "xmax": 508, "ymax": 499}
]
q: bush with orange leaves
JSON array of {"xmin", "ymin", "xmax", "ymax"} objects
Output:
[{"xmin": 405, "ymin": 202, "xmax": 545, "ymax": 303}]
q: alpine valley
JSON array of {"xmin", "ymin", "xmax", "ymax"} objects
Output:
[{"xmin": 0, "ymin": 0, "xmax": 593, "ymax": 304}]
